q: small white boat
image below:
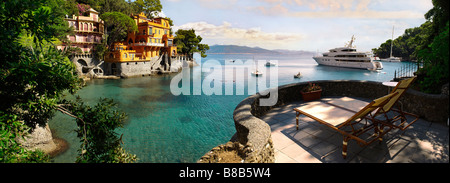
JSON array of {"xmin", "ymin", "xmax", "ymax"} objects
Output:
[
  {"xmin": 372, "ymin": 56, "xmax": 381, "ymax": 61},
  {"xmin": 380, "ymin": 57, "xmax": 401, "ymax": 62},
  {"xmin": 251, "ymin": 70, "xmax": 263, "ymax": 76},
  {"xmin": 265, "ymin": 61, "xmax": 276, "ymax": 67},
  {"xmin": 294, "ymin": 72, "xmax": 302, "ymax": 78},
  {"xmin": 380, "ymin": 26, "xmax": 401, "ymax": 62}
]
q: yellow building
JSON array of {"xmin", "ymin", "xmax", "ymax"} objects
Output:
[{"xmin": 105, "ymin": 12, "xmax": 177, "ymax": 63}]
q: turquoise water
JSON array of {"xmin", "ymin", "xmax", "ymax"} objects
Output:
[{"xmin": 49, "ymin": 54, "xmax": 416, "ymax": 163}]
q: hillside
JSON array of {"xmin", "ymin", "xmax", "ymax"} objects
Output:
[{"xmin": 206, "ymin": 45, "xmax": 314, "ymax": 55}]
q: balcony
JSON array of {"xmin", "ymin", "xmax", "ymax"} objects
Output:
[{"xmin": 130, "ymin": 43, "xmax": 164, "ymax": 47}]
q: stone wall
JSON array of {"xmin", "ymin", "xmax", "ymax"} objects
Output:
[
  {"xmin": 104, "ymin": 61, "xmax": 155, "ymax": 78},
  {"xmin": 200, "ymin": 80, "xmax": 448, "ymax": 163},
  {"xmin": 251, "ymin": 80, "xmax": 448, "ymax": 124},
  {"xmin": 72, "ymin": 54, "xmax": 103, "ymax": 77},
  {"xmin": 103, "ymin": 55, "xmax": 184, "ymax": 78}
]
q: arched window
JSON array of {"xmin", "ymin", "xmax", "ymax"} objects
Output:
[
  {"xmin": 123, "ymin": 53, "xmax": 127, "ymax": 58},
  {"xmin": 84, "ymin": 23, "xmax": 87, "ymax": 31}
]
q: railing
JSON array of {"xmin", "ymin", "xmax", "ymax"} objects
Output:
[
  {"xmin": 130, "ymin": 43, "xmax": 164, "ymax": 47},
  {"xmin": 394, "ymin": 62, "xmax": 423, "ymax": 80}
]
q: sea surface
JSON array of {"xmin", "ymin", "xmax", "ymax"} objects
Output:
[{"xmin": 49, "ymin": 53, "xmax": 417, "ymax": 163}]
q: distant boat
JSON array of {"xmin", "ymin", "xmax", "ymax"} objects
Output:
[
  {"xmin": 381, "ymin": 26, "xmax": 401, "ymax": 62},
  {"xmin": 265, "ymin": 60, "xmax": 276, "ymax": 67},
  {"xmin": 312, "ymin": 35, "xmax": 383, "ymax": 70},
  {"xmin": 294, "ymin": 72, "xmax": 302, "ymax": 78},
  {"xmin": 251, "ymin": 69, "xmax": 263, "ymax": 76},
  {"xmin": 373, "ymin": 56, "xmax": 381, "ymax": 61},
  {"xmin": 380, "ymin": 57, "xmax": 401, "ymax": 62}
]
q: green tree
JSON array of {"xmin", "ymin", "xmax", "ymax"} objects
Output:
[
  {"xmin": 424, "ymin": 0, "xmax": 449, "ymax": 40},
  {"xmin": 58, "ymin": 97, "xmax": 137, "ymax": 163},
  {"xmin": 1, "ymin": 0, "xmax": 137, "ymax": 163},
  {"xmin": 415, "ymin": 0, "xmax": 449, "ymax": 93},
  {"xmin": 416, "ymin": 22, "xmax": 449, "ymax": 93},
  {"xmin": 174, "ymin": 29, "xmax": 210, "ymax": 59},
  {"xmin": 372, "ymin": 22, "xmax": 433, "ymax": 61},
  {"xmin": 100, "ymin": 11, "xmax": 138, "ymax": 49},
  {"xmin": 132, "ymin": 0, "xmax": 162, "ymax": 18},
  {"xmin": 1, "ymin": 0, "xmax": 80, "ymax": 163}
]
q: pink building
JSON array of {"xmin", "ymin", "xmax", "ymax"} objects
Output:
[{"xmin": 58, "ymin": 8, "xmax": 104, "ymax": 53}]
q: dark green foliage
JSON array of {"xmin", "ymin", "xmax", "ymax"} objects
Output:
[
  {"xmin": 0, "ymin": 47, "xmax": 82, "ymax": 128},
  {"xmin": 416, "ymin": 22, "xmax": 449, "ymax": 93},
  {"xmin": 373, "ymin": 0, "xmax": 449, "ymax": 94},
  {"xmin": 100, "ymin": 11, "xmax": 138, "ymax": 49},
  {"xmin": 60, "ymin": 97, "xmax": 137, "ymax": 163},
  {"xmin": 174, "ymin": 29, "xmax": 210, "ymax": 59},
  {"xmin": 0, "ymin": 0, "xmax": 81, "ymax": 163},
  {"xmin": 133, "ymin": 0, "xmax": 162, "ymax": 18},
  {"xmin": 1, "ymin": 0, "xmax": 137, "ymax": 163},
  {"xmin": 0, "ymin": 112, "xmax": 50, "ymax": 163},
  {"xmin": 372, "ymin": 22, "xmax": 433, "ymax": 61},
  {"xmin": 415, "ymin": 0, "xmax": 449, "ymax": 93}
]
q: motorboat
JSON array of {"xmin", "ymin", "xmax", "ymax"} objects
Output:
[
  {"xmin": 265, "ymin": 61, "xmax": 276, "ymax": 67},
  {"xmin": 251, "ymin": 69, "xmax": 263, "ymax": 76},
  {"xmin": 312, "ymin": 35, "xmax": 383, "ymax": 70},
  {"xmin": 294, "ymin": 72, "xmax": 302, "ymax": 78}
]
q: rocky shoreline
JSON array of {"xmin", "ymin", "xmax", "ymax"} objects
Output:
[{"xmin": 17, "ymin": 124, "xmax": 69, "ymax": 158}]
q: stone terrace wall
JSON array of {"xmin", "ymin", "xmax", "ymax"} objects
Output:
[
  {"xmin": 227, "ymin": 80, "xmax": 448, "ymax": 163},
  {"xmin": 251, "ymin": 80, "xmax": 448, "ymax": 123}
]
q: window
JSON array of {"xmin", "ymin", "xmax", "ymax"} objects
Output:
[{"xmin": 123, "ymin": 53, "xmax": 127, "ymax": 58}]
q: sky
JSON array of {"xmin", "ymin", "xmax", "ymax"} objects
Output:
[{"xmin": 161, "ymin": 0, "xmax": 433, "ymax": 52}]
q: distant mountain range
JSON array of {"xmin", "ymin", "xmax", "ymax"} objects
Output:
[{"xmin": 206, "ymin": 45, "xmax": 314, "ymax": 55}]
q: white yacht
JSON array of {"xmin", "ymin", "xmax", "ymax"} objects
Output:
[{"xmin": 313, "ymin": 36, "xmax": 383, "ymax": 70}]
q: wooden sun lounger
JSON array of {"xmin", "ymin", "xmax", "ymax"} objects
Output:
[
  {"xmin": 376, "ymin": 77, "xmax": 419, "ymax": 131},
  {"xmin": 293, "ymin": 92, "xmax": 399, "ymax": 159}
]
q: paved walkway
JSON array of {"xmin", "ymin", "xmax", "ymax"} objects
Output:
[{"xmin": 260, "ymin": 100, "xmax": 449, "ymax": 163}]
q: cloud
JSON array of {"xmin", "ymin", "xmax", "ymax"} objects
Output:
[
  {"xmin": 172, "ymin": 21, "xmax": 304, "ymax": 49},
  {"xmin": 253, "ymin": 0, "xmax": 426, "ymax": 19}
]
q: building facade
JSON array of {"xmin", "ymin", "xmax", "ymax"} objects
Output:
[
  {"xmin": 58, "ymin": 8, "xmax": 105, "ymax": 53},
  {"xmin": 105, "ymin": 12, "xmax": 177, "ymax": 63},
  {"xmin": 56, "ymin": 8, "xmax": 105, "ymax": 77}
]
